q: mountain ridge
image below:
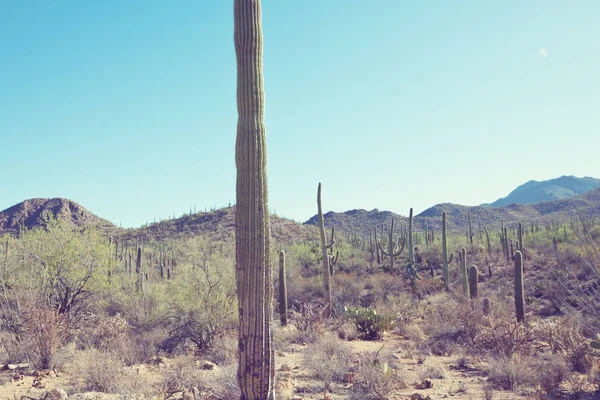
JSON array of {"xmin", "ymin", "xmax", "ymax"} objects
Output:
[{"xmin": 483, "ymin": 175, "xmax": 600, "ymax": 207}]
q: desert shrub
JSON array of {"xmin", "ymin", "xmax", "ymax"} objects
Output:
[
  {"xmin": 379, "ymin": 293, "xmax": 420, "ymax": 327},
  {"xmin": 288, "ymin": 302, "xmax": 328, "ymax": 343},
  {"xmin": 486, "ymin": 355, "xmax": 536, "ymax": 390},
  {"xmin": 418, "ymin": 358, "xmax": 446, "ymax": 380},
  {"xmin": 345, "ymin": 306, "xmax": 396, "ymax": 340},
  {"xmin": 474, "ymin": 315, "xmax": 536, "ymax": 357},
  {"xmin": 118, "ymin": 326, "xmax": 168, "ymax": 366},
  {"xmin": 158, "ymin": 254, "xmax": 237, "ymax": 354},
  {"xmin": 67, "ymin": 348, "xmax": 125, "ymax": 393},
  {"xmin": 211, "ymin": 363, "xmax": 240, "ymax": 400},
  {"xmin": 531, "ymin": 353, "xmax": 569, "ymax": 395},
  {"xmin": 205, "ymin": 331, "xmax": 238, "ymax": 365},
  {"xmin": 76, "ymin": 313, "xmax": 129, "ymax": 351},
  {"xmin": 352, "ymin": 351, "xmax": 397, "ymax": 399},
  {"xmin": 286, "ymin": 276, "xmax": 324, "ymax": 308},
  {"xmin": 534, "ymin": 316, "xmax": 593, "ymax": 372},
  {"xmin": 421, "ymin": 292, "xmax": 484, "ymax": 346},
  {"xmin": 332, "ymin": 273, "xmax": 363, "ymax": 315},
  {"xmin": 395, "ymin": 323, "xmax": 424, "ymax": 343},
  {"xmin": 302, "ymin": 333, "xmax": 354, "ymax": 389},
  {"xmin": 337, "ymin": 322, "xmax": 359, "ymax": 341},
  {"xmin": 158, "ymin": 356, "xmax": 239, "ymax": 399},
  {"xmin": 364, "ymin": 273, "xmax": 405, "ymax": 303}
]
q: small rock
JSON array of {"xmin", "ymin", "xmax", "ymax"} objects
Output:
[
  {"xmin": 201, "ymin": 360, "xmax": 216, "ymax": 370},
  {"xmin": 397, "ymin": 379, "xmax": 409, "ymax": 390},
  {"xmin": 414, "ymin": 379, "xmax": 433, "ymax": 390},
  {"xmin": 44, "ymin": 388, "xmax": 68, "ymax": 400},
  {"xmin": 280, "ymin": 364, "xmax": 291, "ymax": 372},
  {"xmin": 342, "ymin": 373, "xmax": 355, "ymax": 384}
]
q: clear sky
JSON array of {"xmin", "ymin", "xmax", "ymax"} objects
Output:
[{"xmin": 1, "ymin": 1, "xmax": 599, "ymax": 227}]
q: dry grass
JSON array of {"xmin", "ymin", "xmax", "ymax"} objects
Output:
[{"xmin": 302, "ymin": 333, "xmax": 354, "ymax": 390}]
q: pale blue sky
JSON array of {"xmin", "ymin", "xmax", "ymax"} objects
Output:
[{"xmin": 1, "ymin": 1, "xmax": 599, "ymax": 227}]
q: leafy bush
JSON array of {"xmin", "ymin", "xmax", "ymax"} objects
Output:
[{"xmin": 345, "ymin": 306, "xmax": 396, "ymax": 340}]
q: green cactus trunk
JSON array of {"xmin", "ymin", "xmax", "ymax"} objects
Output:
[
  {"xmin": 135, "ymin": 246, "xmax": 142, "ymax": 293},
  {"xmin": 378, "ymin": 219, "xmax": 405, "ymax": 272},
  {"xmin": 514, "ymin": 250, "xmax": 525, "ymax": 323},
  {"xmin": 234, "ymin": 0, "xmax": 275, "ymax": 397},
  {"xmin": 467, "ymin": 210, "xmax": 473, "ymax": 250},
  {"xmin": 484, "ymin": 225, "xmax": 491, "ymax": 257},
  {"xmin": 442, "ymin": 211, "xmax": 449, "ymax": 290},
  {"xmin": 279, "ymin": 250, "xmax": 288, "ymax": 326},
  {"xmin": 317, "ymin": 183, "xmax": 334, "ymax": 318},
  {"xmin": 468, "ymin": 265, "xmax": 478, "ymax": 299},
  {"xmin": 408, "ymin": 208, "xmax": 414, "ymax": 265},
  {"xmin": 461, "ymin": 248, "xmax": 469, "ymax": 295},
  {"xmin": 503, "ymin": 226, "xmax": 509, "ymax": 262}
]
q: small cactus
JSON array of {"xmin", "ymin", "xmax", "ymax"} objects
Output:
[
  {"xmin": 468, "ymin": 265, "xmax": 478, "ymax": 299},
  {"xmin": 482, "ymin": 297, "xmax": 491, "ymax": 316}
]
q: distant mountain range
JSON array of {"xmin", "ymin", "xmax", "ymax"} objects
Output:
[
  {"xmin": 302, "ymin": 185, "xmax": 600, "ymax": 236},
  {"xmin": 482, "ymin": 175, "xmax": 600, "ymax": 207},
  {"xmin": 1, "ymin": 175, "xmax": 599, "ymax": 240}
]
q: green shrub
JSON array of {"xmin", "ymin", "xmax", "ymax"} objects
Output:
[{"xmin": 345, "ymin": 306, "xmax": 396, "ymax": 340}]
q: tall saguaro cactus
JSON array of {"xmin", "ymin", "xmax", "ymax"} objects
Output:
[
  {"xmin": 378, "ymin": 218, "xmax": 405, "ymax": 272},
  {"xmin": 317, "ymin": 182, "xmax": 334, "ymax": 318},
  {"xmin": 514, "ymin": 250, "xmax": 525, "ymax": 323},
  {"xmin": 234, "ymin": 1, "xmax": 274, "ymax": 398},
  {"xmin": 279, "ymin": 250, "xmax": 288, "ymax": 326},
  {"xmin": 442, "ymin": 211, "xmax": 449, "ymax": 290}
]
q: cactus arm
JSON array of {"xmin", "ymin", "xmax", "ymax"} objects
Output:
[
  {"xmin": 392, "ymin": 237, "xmax": 406, "ymax": 257},
  {"xmin": 378, "ymin": 240, "xmax": 390, "ymax": 256}
]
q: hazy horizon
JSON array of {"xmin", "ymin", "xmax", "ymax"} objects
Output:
[{"xmin": 2, "ymin": 1, "xmax": 599, "ymax": 227}]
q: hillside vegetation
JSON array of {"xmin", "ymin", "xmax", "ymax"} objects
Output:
[{"xmin": 0, "ymin": 197, "xmax": 599, "ymax": 399}]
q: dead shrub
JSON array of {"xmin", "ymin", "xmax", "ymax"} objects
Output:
[{"xmin": 21, "ymin": 304, "xmax": 69, "ymax": 369}]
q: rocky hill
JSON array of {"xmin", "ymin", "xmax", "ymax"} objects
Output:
[
  {"xmin": 0, "ymin": 198, "xmax": 115, "ymax": 236},
  {"xmin": 483, "ymin": 175, "xmax": 600, "ymax": 207}
]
